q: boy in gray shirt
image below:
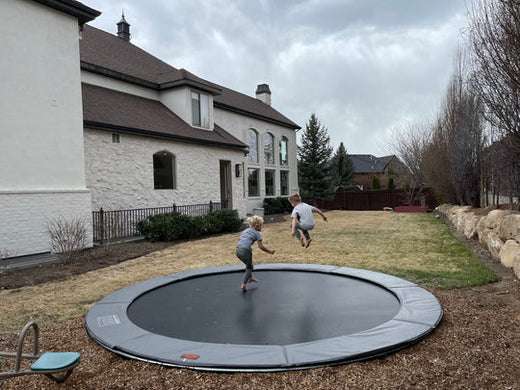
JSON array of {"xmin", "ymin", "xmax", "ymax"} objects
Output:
[
  {"xmin": 289, "ymin": 193, "xmax": 328, "ymax": 248},
  {"xmin": 236, "ymin": 215, "xmax": 275, "ymax": 291}
]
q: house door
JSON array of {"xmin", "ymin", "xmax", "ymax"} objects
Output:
[{"xmin": 219, "ymin": 160, "xmax": 232, "ymax": 209}]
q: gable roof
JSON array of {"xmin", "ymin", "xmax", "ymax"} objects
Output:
[
  {"xmin": 349, "ymin": 154, "xmax": 390, "ymax": 174},
  {"xmin": 79, "ymin": 25, "xmax": 300, "ymax": 130},
  {"xmin": 82, "ymin": 84, "xmax": 247, "ymax": 151}
]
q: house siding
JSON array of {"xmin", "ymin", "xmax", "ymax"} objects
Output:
[
  {"xmin": 84, "ymin": 129, "xmax": 246, "ymax": 216},
  {"xmin": 214, "ymin": 108, "xmax": 299, "ymax": 212},
  {"xmin": 1, "ymin": 0, "xmax": 92, "ymax": 257}
]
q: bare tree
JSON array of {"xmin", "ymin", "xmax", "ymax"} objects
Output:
[{"xmin": 468, "ymin": 0, "xmax": 520, "ymax": 158}]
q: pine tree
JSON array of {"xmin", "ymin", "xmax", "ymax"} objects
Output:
[
  {"xmin": 331, "ymin": 142, "xmax": 355, "ymax": 187},
  {"xmin": 297, "ymin": 114, "xmax": 334, "ymax": 203}
]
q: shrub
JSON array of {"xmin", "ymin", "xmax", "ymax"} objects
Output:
[
  {"xmin": 263, "ymin": 197, "xmax": 291, "ymax": 214},
  {"xmin": 44, "ymin": 216, "xmax": 89, "ymax": 262},
  {"xmin": 137, "ymin": 209, "xmax": 243, "ymax": 242}
]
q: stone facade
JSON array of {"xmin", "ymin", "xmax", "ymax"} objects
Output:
[{"xmin": 84, "ymin": 129, "xmax": 246, "ymax": 215}]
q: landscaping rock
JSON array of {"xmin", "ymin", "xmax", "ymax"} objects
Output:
[
  {"xmin": 497, "ymin": 214, "xmax": 520, "ymax": 242},
  {"xmin": 513, "ymin": 253, "xmax": 520, "ymax": 279},
  {"xmin": 484, "ymin": 209, "xmax": 507, "ymax": 229},
  {"xmin": 463, "ymin": 213, "xmax": 481, "ymax": 239},
  {"xmin": 486, "ymin": 232, "xmax": 504, "ymax": 259},
  {"xmin": 498, "ymin": 239, "xmax": 520, "ymax": 268}
]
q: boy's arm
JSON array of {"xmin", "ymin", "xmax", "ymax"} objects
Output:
[
  {"xmin": 257, "ymin": 240, "xmax": 275, "ymax": 254},
  {"xmin": 314, "ymin": 208, "xmax": 328, "ymax": 222}
]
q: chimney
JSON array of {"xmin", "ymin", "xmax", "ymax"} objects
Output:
[
  {"xmin": 255, "ymin": 84, "xmax": 271, "ymax": 106},
  {"xmin": 117, "ymin": 11, "xmax": 131, "ymax": 42}
]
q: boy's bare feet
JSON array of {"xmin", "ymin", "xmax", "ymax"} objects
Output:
[
  {"xmin": 241, "ymin": 283, "xmax": 247, "ymax": 292},
  {"xmin": 305, "ymin": 238, "xmax": 312, "ymax": 248},
  {"xmin": 299, "ymin": 237, "xmax": 305, "ymax": 247},
  {"xmin": 247, "ymin": 277, "xmax": 258, "ymax": 283}
]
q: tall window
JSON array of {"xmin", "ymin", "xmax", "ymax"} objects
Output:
[
  {"xmin": 248, "ymin": 168, "xmax": 260, "ymax": 197},
  {"xmin": 280, "ymin": 137, "xmax": 288, "ymax": 166},
  {"xmin": 246, "ymin": 129, "xmax": 258, "ymax": 163},
  {"xmin": 265, "ymin": 170, "xmax": 275, "ymax": 196},
  {"xmin": 280, "ymin": 170, "xmax": 289, "ymax": 196},
  {"xmin": 264, "ymin": 133, "xmax": 274, "ymax": 165},
  {"xmin": 153, "ymin": 151, "xmax": 176, "ymax": 189},
  {"xmin": 191, "ymin": 91, "xmax": 210, "ymax": 128}
]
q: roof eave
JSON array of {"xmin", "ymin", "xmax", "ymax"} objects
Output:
[
  {"xmin": 33, "ymin": 0, "xmax": 100, "ymax": 26},
  {"xmin": 214, "ymin": 101, "xmax": 301, "ymax": 131},
  {"xmin": 84, "ymin": 121, "xmax": 248, "ymax": 153}
]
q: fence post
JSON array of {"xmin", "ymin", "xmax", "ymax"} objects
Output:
[
  {"xmin": 99, "ymin": 208, "xmax": 105, "ymax": 245},
  {"xmin": 209, "ymin": 200, "xmax": 213, "ymax": 212}
]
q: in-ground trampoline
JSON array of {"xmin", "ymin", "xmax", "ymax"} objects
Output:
[{"xmin": 86, "ymin": 263, "xmax": 442, "ymax": 372}]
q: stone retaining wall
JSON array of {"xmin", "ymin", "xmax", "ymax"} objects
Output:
[{"xmin": 436, "ymin": 204, "xmax": 520, "ymax": 280}]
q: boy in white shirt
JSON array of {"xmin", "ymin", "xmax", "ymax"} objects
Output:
[{"xmin": 289, "ymin": 193, "xmax": 328, "ymax": 248}]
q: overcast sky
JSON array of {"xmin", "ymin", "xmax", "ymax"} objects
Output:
[{"xmin": 82, "ymin": 0, "xmax": 470, "ymax": 156}]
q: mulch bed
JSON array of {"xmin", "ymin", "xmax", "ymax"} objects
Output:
[{"xmin": 1, "ymin": 214, "xmax": 520, "ymax": 389}]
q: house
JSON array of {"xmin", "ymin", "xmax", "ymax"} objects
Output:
[
  {"xmin": 349, "ymin": 154, "xmax": 408, "ymax": 190},
  {"xmin": 1, "ymin": 0, "xmax": 300, "ymax": 259}
]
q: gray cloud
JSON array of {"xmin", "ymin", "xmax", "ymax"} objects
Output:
[{"xmin": 84, "ymin": 0, "xmax": 468, "ymax": 154}]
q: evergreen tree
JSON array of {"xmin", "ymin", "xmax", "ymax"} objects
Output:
[
  {"xmin": 297, "ymin": 114, "xmax": 334, "ymax": 203},
  {"xmin": 331, "ymin": 142, "xmax": 355, "ymax": 187},
  {"xmin": 371, "ymin": 175, "xmax": 380, "ymax": 189}
]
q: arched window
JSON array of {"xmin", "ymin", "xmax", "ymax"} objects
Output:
[
  {"xmin": 264, "ymin": 133, "xmax": 274, "ymax": 165},
  {"xmin": 153, "ymin": 151, "xmax": 176, "ymax": 189},
  {"xmin": 246, "ymin": 129, "xmax": 258, "ymax": 163},
  {"xmin": 280, "ymin": 136, "xmax": 288, "ymax": 166}
]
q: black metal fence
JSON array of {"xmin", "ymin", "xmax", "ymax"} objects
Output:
[{"xmin": 92, "ymin": 201, "xmax": 226, "ymax": 244}]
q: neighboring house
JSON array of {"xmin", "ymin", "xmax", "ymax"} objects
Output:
[
  {"xmin": 1, "ymin": 0, "xmax": 300, "ymax": 258},
  {"xmin": 349, "ymin": 155, "xmax": 408, "ymax": 190}
]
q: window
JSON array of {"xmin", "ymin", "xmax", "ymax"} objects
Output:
[
  {"xmin": 246, "ymin": 129, "xmax": 258, "ymax": 163},
  {"xmin": 191, "ymin": 91, "xmax": 210, "ymax": 128},
  {"xmin": 112, "ymin": 133, "xmax": 120, "ymax": 143},
  {"xmin": 280, "ymin": 137, "xmax": 288, "ymax": 166},
  {"xmin": 265, "ymin": 170, "xmax": 275, "ymax": 196},
  {"xmin": 264, "ymin": 133, "xmax": 274, "ymax": 165},
  {"xmin": 248, "ymin": 168, "xmax": 260, "ymax": 197},
  {"xmin": 280, "ymin": 170, "xmax": 289, "ymax": 196},
  {"xmin": 153, "ymin": 151, "xmax": 176, "ymax": 189}
]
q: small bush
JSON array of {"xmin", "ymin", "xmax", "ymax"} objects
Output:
[
  {"xmin": 263, "ymin": 197, "xmax": 291, "ymax": 215},
  {"xmin": 44, "ymin": 216, "xmax": 89, "ymax": 262},
  {"xmin": 136, "ymin": 209, "xmax": 243, "ymax": 242}
]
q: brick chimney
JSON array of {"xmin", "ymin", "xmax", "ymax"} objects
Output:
[
  {"xmin": 255, "ymin": 84, "xmax": 271, "ymax": 106},
  {"xmin": 117, "ymin": 11, "xmax": 131, "ymax": 42}
]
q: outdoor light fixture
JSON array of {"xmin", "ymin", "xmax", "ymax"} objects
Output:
[{"xmin": 235, "ymin": 164, "xmax": 242, "ymax": 177}]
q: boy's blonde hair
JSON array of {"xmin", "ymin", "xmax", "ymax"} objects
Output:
[
  {"xmin": 289, "ymin": 193, "xmax": 301, "ymax": 203},
  {"xmin": 247, "ymin": 215, "xmax": 264, "ymax": 229}
]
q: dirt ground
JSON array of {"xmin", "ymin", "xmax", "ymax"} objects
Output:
[{"xmin": 1, "ymin": 215, "xmax": 520, "ymax": 389}]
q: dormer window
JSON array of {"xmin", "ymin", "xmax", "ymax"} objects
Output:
[{"xmin": 191, "ymin": 91, "xmax": 210, "ymax": 128}]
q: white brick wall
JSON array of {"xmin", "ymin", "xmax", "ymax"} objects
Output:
[
  {"xmin": 0, "ymin": 190, "xmax": 92, "ymax": 258},
  {"xmin": 84, "ymin": 129, "xmax": 246, "ymax": 217}
]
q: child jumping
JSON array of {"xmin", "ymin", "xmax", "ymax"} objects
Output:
[
  {"xmin": 235, "ymin": 215, "xmax": 275, "ymax": 292},
  {"xmin": 289, "ymin": 193, "xmax": 328, "ymax": 248}
]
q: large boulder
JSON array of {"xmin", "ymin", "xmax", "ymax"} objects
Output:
[
  {"xmin": 449, "ymin": 206, "xmax": 472, "ymax": 229},
  {"xmin": 476, "ymin": 216, "xmax": 492, "ymax": 244},
  {"xmin": 513, "ymin": 253, "xmax": 520, "ymax": 279},
  {"xmin": 486, "ymin": 232, "xmax": 504, "ymax": 259},
  {"xmin": 484, "ymin": 209, "xmax": 507, "ymax": 229},
  {"xmin": 463, "ymin": 213, "xmax": 482, "ymax": 239},
  {"xmin": 498, "ymin": 239, "xmax": 520, "ymax": 268},
  {"xmin": 496, "ymin": 214, "xmax": 520, "ymax": 242}
]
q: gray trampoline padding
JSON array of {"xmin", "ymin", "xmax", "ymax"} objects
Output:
[{"xmin": 85, "ymin": 263, "xmax": 443, "ymax": 371}]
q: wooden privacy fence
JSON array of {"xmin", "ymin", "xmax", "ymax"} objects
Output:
[
  {"xmin": 92, "ymin": 201, "xmax": 226, "ymax": 244},
  {"xmin": 314, "ymin": 188, "xmax": 438, "ymax": 211}
]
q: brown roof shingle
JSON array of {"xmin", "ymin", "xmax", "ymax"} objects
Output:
[
  {"xmin": 79, "ymin": 24, "xmax": 300, "ymax": 130},
  {"xmin": 82, "ymin": 83, "xmax": 247, "ymax": 151}
]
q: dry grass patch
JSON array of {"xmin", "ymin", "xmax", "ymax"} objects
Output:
[{"xmin": 0, "ymin": 210, "xmax": 495, "ymax": 331}]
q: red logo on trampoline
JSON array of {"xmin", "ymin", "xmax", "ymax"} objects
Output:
[{"xmin": 181, "ymin": 353, "xmax": 200, "ymax": 360}]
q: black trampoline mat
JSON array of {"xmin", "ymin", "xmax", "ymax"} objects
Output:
[
  {"xmin": 127, "ymin": 270, "xmax": 400, "ymax": 345},
  {"xmin": 86, "ymin": 264, "xmax": 443, "ymax": 371}
]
